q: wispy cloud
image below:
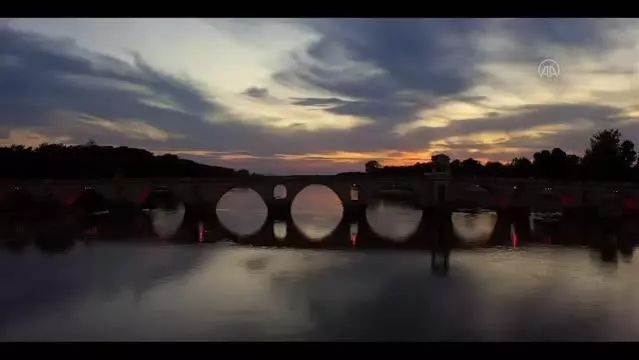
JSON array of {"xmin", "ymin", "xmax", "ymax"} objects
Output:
[{"xmin": 3, "ymin": 19, "xmax": 639, "ymax": 173}]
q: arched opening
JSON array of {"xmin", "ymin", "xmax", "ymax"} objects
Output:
[
  {"xmin": 451, "ymin": 210, "xmax": 498, "ymax": 247},
  {"xmin": 141, "ymin": 187, "xmax": 182, "ymax": 211},
  {"xmin": 74, "ymin": 187, "xmax": 109, "ymax": 215},
  {"xmin": 599, "ymin": 191, "xmax": 624, "ymax": 219},
  {"xmin": 5, "ymin": 186, "xmax": 36, "ymax": 219},
  {"xmin": 216, "ymin": 187, "xmax": 267, "ymax": 237},
  {"xmin": 6, "ymin": 186, "xmax": 34, "ymax": 206},
  {"xmin": 366, "ymin": 198, "xmax": 422, "ymax": 243},
  {"xmin": 457, "ymin": 184, "xmax": 490, "ymax": 209},
  {"xmin": 273, "ymin": 184, "xmax": 287, "ymax": 200},
  {"xmin": 532, "ymin": 188, "xmax": 564, "ymax": 221},
  {"xmin": 34, "ymin": 223, "xmax": 75, "ymax": 254},
  {"xmin": 141, "ymin": 187, "xmax": 186, "ymax": 239},
  {"xmin": 350, "ymin": 184, "xmax": 359, "ymax": 201},
  {"xmin": 291, "ymin": 184, "xmax": 343, "ymax": 242}
]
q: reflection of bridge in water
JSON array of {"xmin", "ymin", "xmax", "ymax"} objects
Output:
[{"xmin": 1, "ymin": 203, "xmax": 637, "ymax": 262}]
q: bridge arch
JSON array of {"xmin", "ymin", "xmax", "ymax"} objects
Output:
[
  {"xmin": 215, "ymin": 186, "xmax": 268, "ymax": 237},
  {"xmin": 140, "ymin": 186, "xmax": 183, "ymax": 210},
  {"xmin": 365, "ymin": 198, "xmax": 423, "ymax": 243},
  {"xmin": 532, "ymin": 187, "xmax": 566, "ymax": 213},
  {"xmin": 290, "ymin": 183, "xmax": 348, "ymax": 209},
  {"xmin": 71, "ymin": 187, "xmax": 110, "ymax": 214},
  {"xmin": 290, "ymin": 184, "xmax": 344, "ymax": 241}
]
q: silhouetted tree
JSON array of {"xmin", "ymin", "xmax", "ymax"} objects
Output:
[
  {"xmin": 621, "ymin": 140, "xmax": 637, "ymax": 168},
  {"xmin": 0, "ymin": 144, "xmax": 247, "ymax": 179},
  {"xmin": 582, "ymin": 129, "xmax": 632, "ymax": 181},
  {"xmin": 461, "ymin": 158, "xmax": 483, "ymax": 177},
  {"xmin": 365, "ymin": 160, "xmax": 382, "ymax": 173},
  {"xmin": 509, "ymin": 157, "xmax": 533, "ymax": 178},
  {"xmin": 350, "ymin": 128, "xmax": 639, "ymax": 182}
]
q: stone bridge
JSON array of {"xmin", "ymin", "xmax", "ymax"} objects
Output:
[
  {"xmin": 3, "ymin": 204, "xmax": 638, "ymax": 255},
  {"xmin": 448, "ymin": 178, "xmax": 639, "ymax": 212},
  {"xmin": 0, "ymin": 175, "xmax": 443, "ymax": 218},
  {"xmin": 1, "ymin": 174, "xmax": 639, "ymax": 217}
]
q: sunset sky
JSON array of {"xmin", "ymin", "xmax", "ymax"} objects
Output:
[{"xmin": 3, "ymin": 18, "xmax": 639, "ymax": 174}]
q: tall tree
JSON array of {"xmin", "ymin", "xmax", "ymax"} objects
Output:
[
  {"xmin": 365, "ymin": 160, "xmax": 382, "ymax": 173},
  {"xmin": 582, "ymin": 129, "xmax": 630, "ymax": 180},
  {"xmin": 621, "ymin": 139, "xmax": 637, "ymax": 168}
]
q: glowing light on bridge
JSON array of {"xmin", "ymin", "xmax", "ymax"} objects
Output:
[
  {"xmin": 561, "ymin": 193, "xmax": 574, "ymax": 206},
  {"xmin": 350, "ymin": 223, "xmax": 358, "ymax": 248},
  {"xmin": 198, "ymin": 222, "xmax": 204, "ymax": 243},
  {"xmin": 61, "ymin": 192, "xmax": 81, "ymax": 206},
  {"xmin": 625, "ymin": 198, "xmax": 638, "ymax": 209}
]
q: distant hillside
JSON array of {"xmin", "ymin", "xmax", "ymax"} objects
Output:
[{"xmin": 0, "ymin": 143, "xmax": 251, "ymax": 179}]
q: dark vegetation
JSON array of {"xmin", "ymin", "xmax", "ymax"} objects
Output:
[
  {"xmin": 357, "ymin": 129, "xmax": 639, "ymax": 182},
  {"xmin": 1, "ymin": 129, "xmax": 638, "ymax": 182},
  {"xmin": 0, "ymin": 140, "xmax": 251, "ymax": 179}
]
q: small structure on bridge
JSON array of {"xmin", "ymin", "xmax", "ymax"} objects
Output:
[{"xmin": 431, "ymin": 154, "xmax": 451, "ymax": 174}]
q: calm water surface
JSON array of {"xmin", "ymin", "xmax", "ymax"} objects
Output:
[{"xmin": 1, "ymin": 185, "xmax": 638, "ymax": 341}]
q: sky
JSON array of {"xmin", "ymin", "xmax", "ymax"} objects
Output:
[{"xmin": 3, "ymin": 18, "xmax": 639, "ymax": 174}]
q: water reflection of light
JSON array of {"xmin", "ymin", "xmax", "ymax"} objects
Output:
[
  {"xmin": 198, "ymin": 222, "xmax": 204, "ymax": 243},
  {"xmin": 274, "ymin": 221, "xmax": 287, "ymax": 241},
  {"xmin": 451, "ymin": 210, "xmax": 498, "ymax": 245},
  {"xmin": 217, "ymin": 188, "xmax": 267, "ymax": 237},
  {"xmin": 366, "ymin": 200, "xmax": 422, "ymax": 243},
  {"xmin": 291, "ymin": 185, "xmax": 343, "ymax": 241},
  {"xmin": 149, "ymin": 203, "xmax": 185, "ymax": 239},
  {"xmin": 350, "ymin": 223, "xmax": 358, "ymax": 248}
]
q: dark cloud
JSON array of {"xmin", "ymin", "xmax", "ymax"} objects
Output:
[
  {"xmin": 274, "ymin": 19, "xmax": 488, "ymax": 125},
  {"xmin": 0, "ymin": 26, "xmax": 222, "ymax": 142},
  {"xmin": 242, "ymin": 86, "xmax": 270, "ymax": 100},
  {"xmin": 275, "ymin": 19, "xmax": 625, "ymax": 129},
  {"xmin": 499, "ymin": 18, "xmax": 614, "ymax": 52},
  {"xmin": 2, "ymin": 20, "xmax": 638, "ymax": 174}
]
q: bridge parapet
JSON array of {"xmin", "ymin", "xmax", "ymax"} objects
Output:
[
  {"xmin": 448, "ymin": 178, "xmax": 639, "ymax": 211},
  {"xmin": 4, "ymin": 176, "xmax": 639, "ymax": 213}
]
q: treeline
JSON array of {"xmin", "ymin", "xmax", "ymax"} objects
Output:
[
  {"xmin": 359, "ymin": 129, "xmax": 639, "ymax": 182},
  {"xmin": 0, "ymin": 141, "xmax": 251, "ymax": 179}
]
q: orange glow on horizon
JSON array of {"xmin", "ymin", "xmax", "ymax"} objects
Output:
[{"xmin": 150, "ymin": 146, "xmax": 530, "ymax": 172}]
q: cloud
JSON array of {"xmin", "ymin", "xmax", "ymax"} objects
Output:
[
  {"xmin": 242, "ymin": 86, "xmax": 271, "ymax": 100},
  {"xmin": 76, "ymin": 114, "xmax": 185, "ymax": 141},
  {"xmin": 0, "ymin": 26, "xmax": 221, "ymax": 143},
  {"xmin": 4, "ymin": 19, "xmax": 639, "ymax": 173}
]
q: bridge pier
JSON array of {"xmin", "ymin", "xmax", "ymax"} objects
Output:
[{"xmin": 266, "ymin": 200, "xmax": 293, "ymax": 222}]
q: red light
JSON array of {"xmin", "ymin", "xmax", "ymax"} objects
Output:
[
  {"xmin": 198, "ymin": 223, "xmax": 204, "ymax": 243},
  {"xmin": 561, "ymin": 193, "xmax": 574, "ymax": 206},
  {"xmin": 136, "ymin": 188, "xmax": 152, "ymax": 205},
  {"xmin": 61, "ymin": 192, "xmax": 81, "ymax": 206}
]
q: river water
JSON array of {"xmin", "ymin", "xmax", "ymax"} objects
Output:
[{"xmin": 1, "ymin": 185, "xmax": 639, "ymax": 341}]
